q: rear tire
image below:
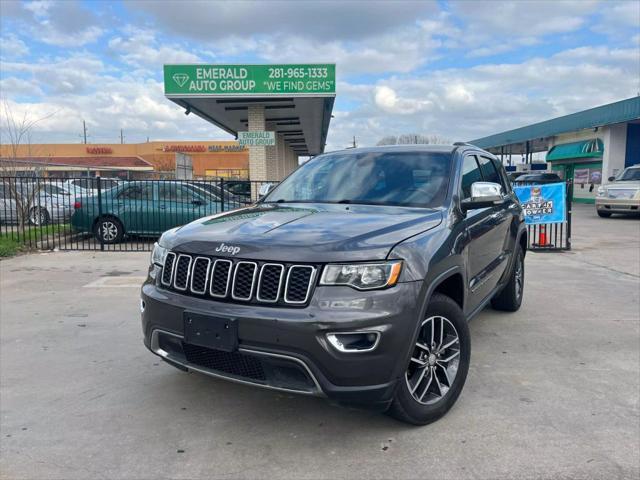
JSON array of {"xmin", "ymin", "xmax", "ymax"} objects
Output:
[
  {"xmin": 491, "ymin": 245, "xmax": 524, "ymax": 312},
  {"xmin": 388, "ymin": 293, "xmax": 470, "ymax": 425},
  {"xmin": 597, "ymin": 210, "xmax": 612, "ymax": 218},
  {"xmin": 29, "ymin": 207, "xmax": 50, "ymax": 226},
  {"xmin": 94, "ymin": 217, "xmax": 124, "ymax": 244}
]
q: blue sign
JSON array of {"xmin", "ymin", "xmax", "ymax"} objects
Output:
[{"xmin": 513, "ymin": 182, "xmax": 566, "ymax": 225}]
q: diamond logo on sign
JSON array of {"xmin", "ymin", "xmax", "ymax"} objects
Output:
[{"xmin": 172, "ymin": 73, "xmax": 189, "ymax": 87}]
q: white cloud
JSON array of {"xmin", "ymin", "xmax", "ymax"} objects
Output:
[
  {"xmin": 2, "ymin": 53, "xmax": 106, "ymax": 95},
  {"xmin": 0, "ymin": 33, "xmax": 30, "ymax": 58},
  {"xmin": 0, "ymin": 77, "xmax": 44, "ymax": 98},
  {"xmin": 5, "ymin": 0, "xmax": 105, "ymax": 47},
  {"xmin": 108, "ymin": 28, "xmax": 204, "ymax": 69},
  {"xmin": 0, "ymin": 74, "xmax": 231, "ymax": 144},
  {"xmin": 451, "ymin": 0, "xmax": 598, "ymax": 37},
  {"xmin": 127, "ymin": 0, "xmax": 439, "ymax": 42},
  {"xmin": 593, "ymin": 1, "xmax": 640, "ymax": 37},
  {"xmin": 325, "ymin": 45, "xmax": 639, "ymax": 150},
  {"xmin": 446, "ymin": 0, "xmax": 601, "ymax": 58},
  {"xmin": 374, "ymin": 85, "xmax": 432, "ymax": 114}
]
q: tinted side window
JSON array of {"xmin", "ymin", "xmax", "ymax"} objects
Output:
[
  {"xmin": 460, "ymin": 155, "xmax": 483, "ymax": 199},
  {"xmin": 477, "ymin": 156, "xmax": 502, "ymax": 187},
  {"xmin": 158, "ymin": 183, "xmax": 190, "ymax": 203},
  {"xmin": 118, "ymin": 185, "xmax": 152, "ymax": 200}
]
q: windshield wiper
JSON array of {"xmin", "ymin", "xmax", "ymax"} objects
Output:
[{"xmin": 336, "ymin": 199, "xmax": 352, "ymax": 204}]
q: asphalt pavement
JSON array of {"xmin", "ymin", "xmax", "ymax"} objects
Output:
[{"xmin": 1, "ymin": 204, "xmax": 638, "ymax": 479}]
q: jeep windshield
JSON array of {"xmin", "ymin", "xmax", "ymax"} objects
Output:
[{"xmin": 264, "ymin": 151, "xmax": 452, "ymax": 208}]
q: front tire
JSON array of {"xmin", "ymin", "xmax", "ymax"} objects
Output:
[
  {"xmin": 94, "ymin": 217, "xmax": 124, "ymax": 244},
  {"xmin": 388, "ymin": 293, "xmax": 471, "ymax": 425},
  {"xmin": 597, "ymin": 210, "xmax": 612, "ymax": 218}
]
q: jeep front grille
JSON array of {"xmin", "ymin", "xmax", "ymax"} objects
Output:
[
  {"xmin": 232, "ymin": 261, "xmax": 257, "ymax": 300},
  {"xmin": 173, "ymin": 254, "xmax": 192, "ymax": 291},
  {"xmin": 161, "ymin": 252, "xmax": 317, "ymax": 306},
  {"xmin": 161, "ymin": 252, "xmax": 176, "ymax": 286}
]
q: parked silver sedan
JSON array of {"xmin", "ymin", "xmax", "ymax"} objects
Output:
[{"xmin": 0, "ymin": 181, "xmax": 74, "ymax": 226}]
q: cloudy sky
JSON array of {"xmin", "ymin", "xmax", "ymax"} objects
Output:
[{"xmin": 0, "ymin": 0, "xmax": 638, "ymax": 151}]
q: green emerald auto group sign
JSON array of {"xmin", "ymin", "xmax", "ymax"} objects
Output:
[{"xmin": 164, "ymin": 64, "xmax": 336, "ymax": 96}]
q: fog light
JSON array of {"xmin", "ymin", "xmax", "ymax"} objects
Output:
[{"xmin": 326, "ymin": 331, "xmax": 380, "ymax": 353}]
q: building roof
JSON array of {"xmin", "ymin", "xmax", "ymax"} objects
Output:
[
  {"xmin": 470, "ymin": 97, "xmax": 640, "ymax": 152},
  {"xmin": 1, "ymin": 156, "xmax": 153, "ymax": 170}
]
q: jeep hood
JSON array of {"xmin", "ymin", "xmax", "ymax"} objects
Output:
[{"xmin": 162, "ymin": 203, "xmax": 442, "ymax": 263}]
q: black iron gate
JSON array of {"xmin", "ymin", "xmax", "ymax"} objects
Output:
[{"xmin": 0, "ymin": 176, "xmax": 271, "ymax": 254}]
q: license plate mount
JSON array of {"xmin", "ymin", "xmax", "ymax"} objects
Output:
[{"xmin": 183, "ymin": 312, "xmax": 238, "ymax": 352}]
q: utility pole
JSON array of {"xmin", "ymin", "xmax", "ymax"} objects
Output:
[
  {"xmin": 352, "ymin": 136, "xmax": 357, "ymax": 148},
  {"xmin": 120, "ymin": 129, "xmax": 125, "ymax": 144},
  {"xmin": 81, "ymin": 120, "xmax": 88, "ymax": 144}
]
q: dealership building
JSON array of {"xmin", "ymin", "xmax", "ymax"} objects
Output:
[
  {"xmin": 471, "ymin": 97, "xmax": 640, "ymax": 203},
  {"xmin": 0, "ymin": 141, "xmax": 249, "ymax": 178}
]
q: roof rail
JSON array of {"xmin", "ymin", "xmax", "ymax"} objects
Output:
[{"xmin": 453, "ymin": 141, "xmax": 473, "ymax": 146}]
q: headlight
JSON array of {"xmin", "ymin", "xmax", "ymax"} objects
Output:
[
  {"xmin": 150, "ymin": 242, "xmax": 168, "ymax": 266},
  {"xmin": 320, "ymin": 261, "xmax": 402, "ymax": 290},
  {"xmin": 597, "ymin": 186, "xmax": 606, "ymax": 196}
]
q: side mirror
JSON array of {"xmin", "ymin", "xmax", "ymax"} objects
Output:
[
  {"xmin": 258, "ymin": 182, "xmax": 276, "ymax": 198},
  {"xmin": 461, "ymin": 182, "xmax": 504, "ymax": 211},
  {"xmin": 608, "ymin": 176, "xmax": 615, "ymax": 182}
]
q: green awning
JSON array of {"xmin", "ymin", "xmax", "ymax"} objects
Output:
[{"xmin": 547, "ymin": 139, "xmax": 603, "ymax": 161}]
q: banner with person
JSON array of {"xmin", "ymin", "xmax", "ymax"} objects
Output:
[{"xmin": 513, "ymin": 182, "xmax": 566, "ymax": 225}]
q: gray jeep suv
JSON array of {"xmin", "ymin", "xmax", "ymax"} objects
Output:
[{"xmin": 141, "ymin": 144, "xmax": 527, "ymax": 425}]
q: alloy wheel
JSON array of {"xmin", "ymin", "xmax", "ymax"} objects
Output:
[
  {"xmin": 100, "ymin": 221, "xmax": 118, "ymax": 241},
  {"xmin": 29, "ymin": 208, "xmax": 46, "ymax": 226},
  {"xmin": 405, "ymin": 315, "xmax": 460, "ymax": 405}
]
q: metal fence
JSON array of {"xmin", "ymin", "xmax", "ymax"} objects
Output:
[
  {"xmin": 0, "ymin": 176, "xmax": 272, "ymax": 253},
  {"xmin": 519, "ymin": 180, "xmax": 573, "ymax": 251}
]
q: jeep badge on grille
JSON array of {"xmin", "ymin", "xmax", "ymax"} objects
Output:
[{"xmin": 215, "ymin": 243, "xmax": 241, "ymax": 256}]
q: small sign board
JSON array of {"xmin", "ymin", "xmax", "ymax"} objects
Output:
[
  {"xmin": 238, "ymin": 131, "xmax": 276, "ymax": 147},
  {"xmin": 175, "ymin": 152, "xmax": 193, "ymax": 180},
  {"xmin": 513, "ymin": 182, "xmax": 566, "ymax": 225},
  {"xmin": 164, "ymin": 64, "xmax": 336, "ymax": 96}
]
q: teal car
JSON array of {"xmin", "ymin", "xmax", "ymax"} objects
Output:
[{"xmin": 71, "ymin": 181, "xmax": 225, "ymax": 244}]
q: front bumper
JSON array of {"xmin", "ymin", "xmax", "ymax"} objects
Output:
[
  {"xmin": 595, "ymin": 197, "xmax": 640, "ymax": 213},
  {"xmin": 141, "ymin": 278, "xmax": 422, "ymax": 409}
]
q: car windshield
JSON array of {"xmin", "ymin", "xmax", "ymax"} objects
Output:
[
  {"xmin": 264, "ymin": 151, "xmax": 452, "ymax": 208},
  {"xmin": 617, "ymin": 167, "xmax": 640, "ymax": 181}
]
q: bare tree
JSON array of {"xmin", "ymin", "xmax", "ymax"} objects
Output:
[
  {"xmin": 1, "ymin": 99, "xmax": 55, "ymax": 228},
  {"xmin": 424, "ymin": 134, "xmax": 450, "ymax": 145},
  {"xmin": 376, "ymin": 135, "xmax": 398, "ymax": 146},
  {"xmin": 376, "ymin": 133, "xmax": 450, "ymax": 146}
]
